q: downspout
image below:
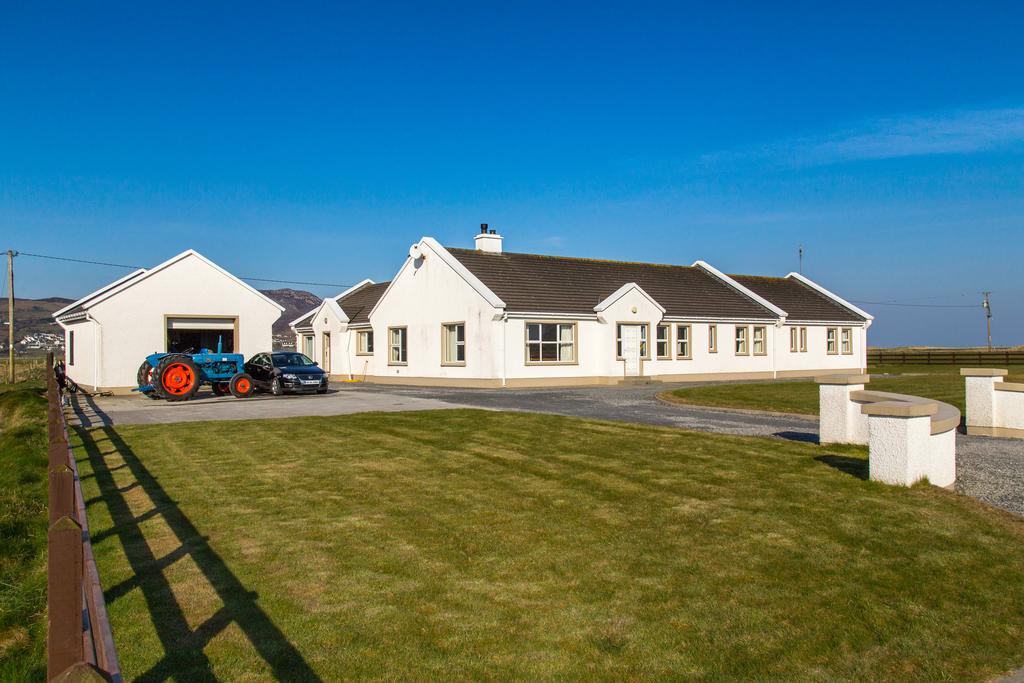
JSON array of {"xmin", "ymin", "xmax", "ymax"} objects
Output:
[
  {"xmin": 501, "ymin": 312, "xmax": 508, "ymax": 388},
  {"xmin": 344, "ymin": 327, "xmax": 353, "ymax": 380},
  {"xmin": 86, "ymin": 312, "xmax": 101, "ymax": 391}
]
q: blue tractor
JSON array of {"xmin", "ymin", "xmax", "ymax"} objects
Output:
[{"xmin": 136, "ymin": 341, "xmax": 254, "ymax": 402}]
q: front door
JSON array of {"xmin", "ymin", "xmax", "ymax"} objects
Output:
[
  {"xmin": 621, "ymin": 324, "xmax": 642, "ymax": 377},
  {"xmin": 322, "ymin": 332, "xmax": 331, "ymax": 373}
]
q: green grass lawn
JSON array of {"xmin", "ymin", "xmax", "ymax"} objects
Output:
[
  {"xmin": 73, "ymin": 410, "xmax": 1024, "ymax": 681},
  {"xmin": 663, "ymin": 364, "xmax": 1024, "ymax": 416},
  {"xmin": 0, "ymin": 382, "xmax": 48, "ymax": 682}
]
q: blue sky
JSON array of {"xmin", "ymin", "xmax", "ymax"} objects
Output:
[{"xmin": 2, "ymin": 1, "xmax": 1022, "ymax": 346}]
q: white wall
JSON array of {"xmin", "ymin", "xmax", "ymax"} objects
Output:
[
  {"xmin": 63, "ymin": 320, "xmax": 97, "ymax": 389},
  {"xmin": 65, "ymin": 254, "xmax": 281, "ymax": 389},
  {"xmin": 774, "ymin": 324, "xmax": 867, "ymax": 375}
]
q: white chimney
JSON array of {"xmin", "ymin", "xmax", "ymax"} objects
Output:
[{"xmin": 474, "ymin": 223, "xmax": 503, "ymax": 254}]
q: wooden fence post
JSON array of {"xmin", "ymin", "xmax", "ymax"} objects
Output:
[
  {"xmin": 50, "ymin": 662, "xmax": 108, "ymax": 683},
  {"xmin": 48, "ymin": 516, "xmax": 84, "ymax": 680},
  {"xmin": 49, "ymin": 465, "xmax": 75, "ymax": 526}
]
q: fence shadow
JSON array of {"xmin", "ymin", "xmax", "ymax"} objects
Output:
[{"xmin": 75, "ymin": 426, "xmax": 321, "ymax": 682}]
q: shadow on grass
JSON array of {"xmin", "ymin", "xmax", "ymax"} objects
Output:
[
  {"xmin": 76, "ymin": 426, "xmax": 321, "ymax": 683},
  {"xmin": 815, "ymin": 454, "xmax": 869, "ymax": 481}
]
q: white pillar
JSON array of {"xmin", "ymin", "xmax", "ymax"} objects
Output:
[
  {"xmin": 865, "ymin": 410, "xmax": 935, "ymax": 487},
  {"xmin": 961, "ymin": 368, "xmax": 1006, "ymax": 431},
  {"xmin": 817, "ymin": 374, "xmax": 870, "ymax": 444}
]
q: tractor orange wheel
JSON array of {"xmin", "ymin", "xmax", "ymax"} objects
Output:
[
  {"xmin": 235, "ymin": 378, "xmax": 251, "ymax": 394},
  {"xmin": 162, "ymin": 362, "xmax": 197, "ymax": 395}
]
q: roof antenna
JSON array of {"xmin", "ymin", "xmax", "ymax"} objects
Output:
[{"xmin": 798, "ymin": 244, "xmax": 804, "ymax": 274}]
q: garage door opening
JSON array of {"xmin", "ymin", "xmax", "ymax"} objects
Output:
[{"xmin": 166, "ymin": 317, "xmax": 238, "ymax": 354}]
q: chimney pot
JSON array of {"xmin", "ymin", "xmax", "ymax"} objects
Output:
[
  {"xmin": 474, "ymin": 225, "xmax": 503, "ymax": 253},
  {"xmin": 480, "ymin": 223, "xmax": 488, "ymax": 234}
]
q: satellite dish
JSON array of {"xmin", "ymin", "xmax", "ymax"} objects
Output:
[{"xmin": 409, "ymin": 243, "xmax": 423, "ymax": 261}]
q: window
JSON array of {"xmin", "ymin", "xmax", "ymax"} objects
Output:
[
  {"xmin": 442, "ymin": 323, "xmax": 466, "ymax": 365},
  {"xmin": 615, "ymin": 324, "xmax": 649, "ymax": 359},
  {"xmin": 68, "ymin": 330, "xmax": 75, "ymax": 366},
  {"xmin": 799, "ymin": 327, "xmax": 808, "ymax": 353},
  {"xmin": 826, "ymin": 327, "xmax": 838, "ymax": 355},
  {"xmin": 302, "ymin": 334, "xmax": 314, "ymax": 358},
  {"xmin": 389, "ymin": 327, "xmax": 407, "ymax": 364},
  {"xmin": 708, "ymin": 324, "xmax": 718, "ymax": 353},
  {"xmin": 357, "ymin": 330, "xmax": 374, "ymax": 355},
  {"xmin": 675, "ymin": 324, "xmax": 692, "ymax": 359},
  {"xmin": 789, "ymin": 327, "xmax": 798, "ymax": 352},
  {"xmin": 656, "ymin": 325, "xmax": 671, "ymax": 359},
  {"xmin": 752, "ymin": 326, "xmax": 767, "ymax": 356},
  {"xmin": 841, "ymin": 328, "xmax": 853, "ymax": 355},
  {"xmin": 526, "ymin": 322, "xmax": 576, "ymax": 363},
  {"xmin": 735, "ymin": 326, "xmax": 749, "ymax": 355}
]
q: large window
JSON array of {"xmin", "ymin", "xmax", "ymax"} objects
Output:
[
  {"xmin": 389, "ymin": 327, "xmax": 407, "ymax": 365},
  {"xmin": 357, "ymin": 330, "xmax": 374, "ymax": 355},
  {"xmin": 442, "ymin": 322, "xmax": 466, "ymax": 365},
  {"xmin": 752, "ymin": 326, "xmax": 767, "ymax": 356},
  {"xmin": 675, "ymin": 324, "xmax": 692, "ymax": 359},
  {"xmin": 526, "ymin": 322, "xmax": 576, "ymax": 364},
  {"xmin": 735, "ymin": 326, "xmax": 749, "ymax": 355},
  {"xmin": 826, "ymin": 327, "xmax": 838, "ymax": 355},
  {"xmin": 708, "ymin": 324, "xmax": 718, "ymax": 353},
  {"xmin": 656, "ymin": 325, "xmax": 671, "ymax": 359},
  {"xmin": 615, "ymin": 324, "xmax": 648, "ymax": 359},
  {"xmin": 841, "ymin": 328, "xmax": 853, "ymax": 355}
]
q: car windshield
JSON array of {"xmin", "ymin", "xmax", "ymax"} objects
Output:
[{"xmin": 271, "ymin": 353, "xmax": 317, "ymax": 367}]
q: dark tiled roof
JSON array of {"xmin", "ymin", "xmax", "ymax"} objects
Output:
[
  {"xmin": 730, "ymin": 275, "xmax": 866, "ymax": 322},
  {"xmin": 447, "ymin": 249, "xmax": 778, "ymax": 319},
  {"xmin": 294, "ymin": 281, "xmax": 391, "ymax": 328},
  {"xmin": 338, "ymin": 281, "xmax": 390, "ymax": 324}
]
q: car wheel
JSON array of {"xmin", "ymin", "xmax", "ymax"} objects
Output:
[{"xmin": 270, "ymin": 377, "xmax": 284, "ymax": 396}]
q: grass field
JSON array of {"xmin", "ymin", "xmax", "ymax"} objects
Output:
[
  {"xmin": 662, "ymin": 364, "xmax": 1024, "ymax": 416},
  {"xmin": 0, "ymin": 382, "xmax": 48, "ymax": 681},
  {"xmin": 72, "ymin": 409, "xmax": 1024, "ymax": 681}
]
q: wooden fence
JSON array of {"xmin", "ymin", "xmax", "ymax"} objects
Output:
[
  {"xmin": 45, "ymin": 353, "xmax": 122, "ymax": 682},
  {"xmin": 868, "ymin": 349, "xmax": 1024, "ymax": 366},
  {"xmin": 1, "ymin": 356, "xmax": 49, "ymax": 383}
]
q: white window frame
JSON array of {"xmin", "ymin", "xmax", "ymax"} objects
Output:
[
  {"xmin": 735, "ymin": 325, "xmax": 749, "ymax": 355},
  {"xmin": 388, "ymin": 326, "xmax": 407, "ymax": 365},
  {"xmin": 675, "ymin": 324, "xmax": 692, "ymax": 360},
  {"xmin": 356, "ymin": 330, "xmax": 374, "ymax": 356},
  {"xmin": 656, "ymin": 324, "xmax": 671, "ymax": 360},
  {"xmin": 525, "ymin": 321, "xmax": 577, "ymax": 365},
  {"xmin": 441, "ymin": 322, "xmax": 466, "ymax": 366}
]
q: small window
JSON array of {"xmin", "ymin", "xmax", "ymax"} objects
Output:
[
  {"xmin": 841, "ymin": 328, "xmax": 852, "ymax": 355},
  {"xmin": 708, "ymin": 324, "xmax": 718, "ymax": 353},
  {"xmin": 302, "ymin": 334, "xmax": 314, "ymax": 358},
  {"xmin": 656, "ymin": 325, "xmax": 671, "ymax": 359},
  {"xmin": 527, "ymin": 322, "xmax": 576, "ymax": 363},
  {"xmin": 357, "ymin": 330, "xmax": 374, "ymax": 355},
  {"xmin": 735, "ymin": 326, "xmax": 749, "ymax": 355},
  {"xmin": 442, "ymin": 323, "xmax": 466, "ymax": 365},
  {"xmin": 389, "ymin": 327, "xmax": 407, "ymax": 364},
  {"xmin": 826, "ymin": 327, "xmax": 838, "ymax": 355},
  {"xmin": 68, "ymin": 330, "xmax": 75, "ymax": 366},
  {"xmin": 615, "ymin": 324, "xmax": 649, "ymax": 359},
  {"xmin": 752, "ymin": 326, "xmax": 767, "ymax": 356},
  {"xmin": 789, "ymin": 327, "xmax": 798, "ymax": 353},
  {"xmin": 799, "ymin": 327, "xmax": 808, "ymax": 353},
  {"xmin": 675, "ymin": 324, "xmax": 692, "ymax": 359}
]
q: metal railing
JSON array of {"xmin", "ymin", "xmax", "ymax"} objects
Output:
[{"xmin": 46, "ymin": 352, "xmax": 122, "ymax": 682}]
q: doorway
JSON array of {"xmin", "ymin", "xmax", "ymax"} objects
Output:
[
  {"xmin": 322, "ymin": 332, "xmax": 331, "ymax": 372},
  {"xmin": 620, "ymin": 324, "xmax": 642, "ymax": 377}
]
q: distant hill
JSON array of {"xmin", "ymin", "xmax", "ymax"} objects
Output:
[
  {"xmin": 2, "ymin": 289, "xmax": 319, "ymax": 340},
  {"xmin": 259, "ymin": 288, "xmax": 321, "ymax": 335}
]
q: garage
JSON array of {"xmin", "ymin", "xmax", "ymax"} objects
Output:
[
  {"xmin": 53, "ymin": 250, "xmax": 284, "ymax": 393},
  {"xmin": 166, "ymin": 316, "xmax": 238, "ymax": 353}
]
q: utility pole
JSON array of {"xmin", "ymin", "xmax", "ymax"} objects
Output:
[
  {"xmin": 6, "ymin": 250, "xmax": 14, "ymax": 384},
  {"xmin": 798, "ymin": 244, "xmax": 804, "ymax": 274},
  {"xmin": 982, "ymin": 291, "xmax": 992, "ymax": 351}
]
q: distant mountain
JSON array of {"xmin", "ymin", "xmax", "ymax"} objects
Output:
[{"xmin": 259, "ymin": 288, "xmax": 322, "ymax": 335}]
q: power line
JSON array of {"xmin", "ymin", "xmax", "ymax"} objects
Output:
[
  {"xmin": 848, "ymin": 299, "xmax": 978, "ymax": 309},
  {"xmin": 14, "ymin": 250, "xmax": 354, "ymax": 290}
]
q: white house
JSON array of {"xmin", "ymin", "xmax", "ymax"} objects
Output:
[
  {"xmin": 54, "ymin": 250, "xmax": 284, "ymax": 393},
  {"xmin": 293, "ymin": 226, "xmax": 872, "ymax": 387}
]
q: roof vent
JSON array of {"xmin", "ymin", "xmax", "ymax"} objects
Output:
[{"xmin": 475, "ymin": 224, "xmax": 503, "ymax": 254}]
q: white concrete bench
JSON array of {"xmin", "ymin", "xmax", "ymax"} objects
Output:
[
  {"xmin": 817, "ymin": 375, "xmax": 959, "ymax": 488},
  {"xmin": 962, "ymin": 368, "xmax": 1024, "ymax": 439}
]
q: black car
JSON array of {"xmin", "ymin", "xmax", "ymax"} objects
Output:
[{"xmin": 244, "ymin": 352, "xmax": 329, "ymax": 395}]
